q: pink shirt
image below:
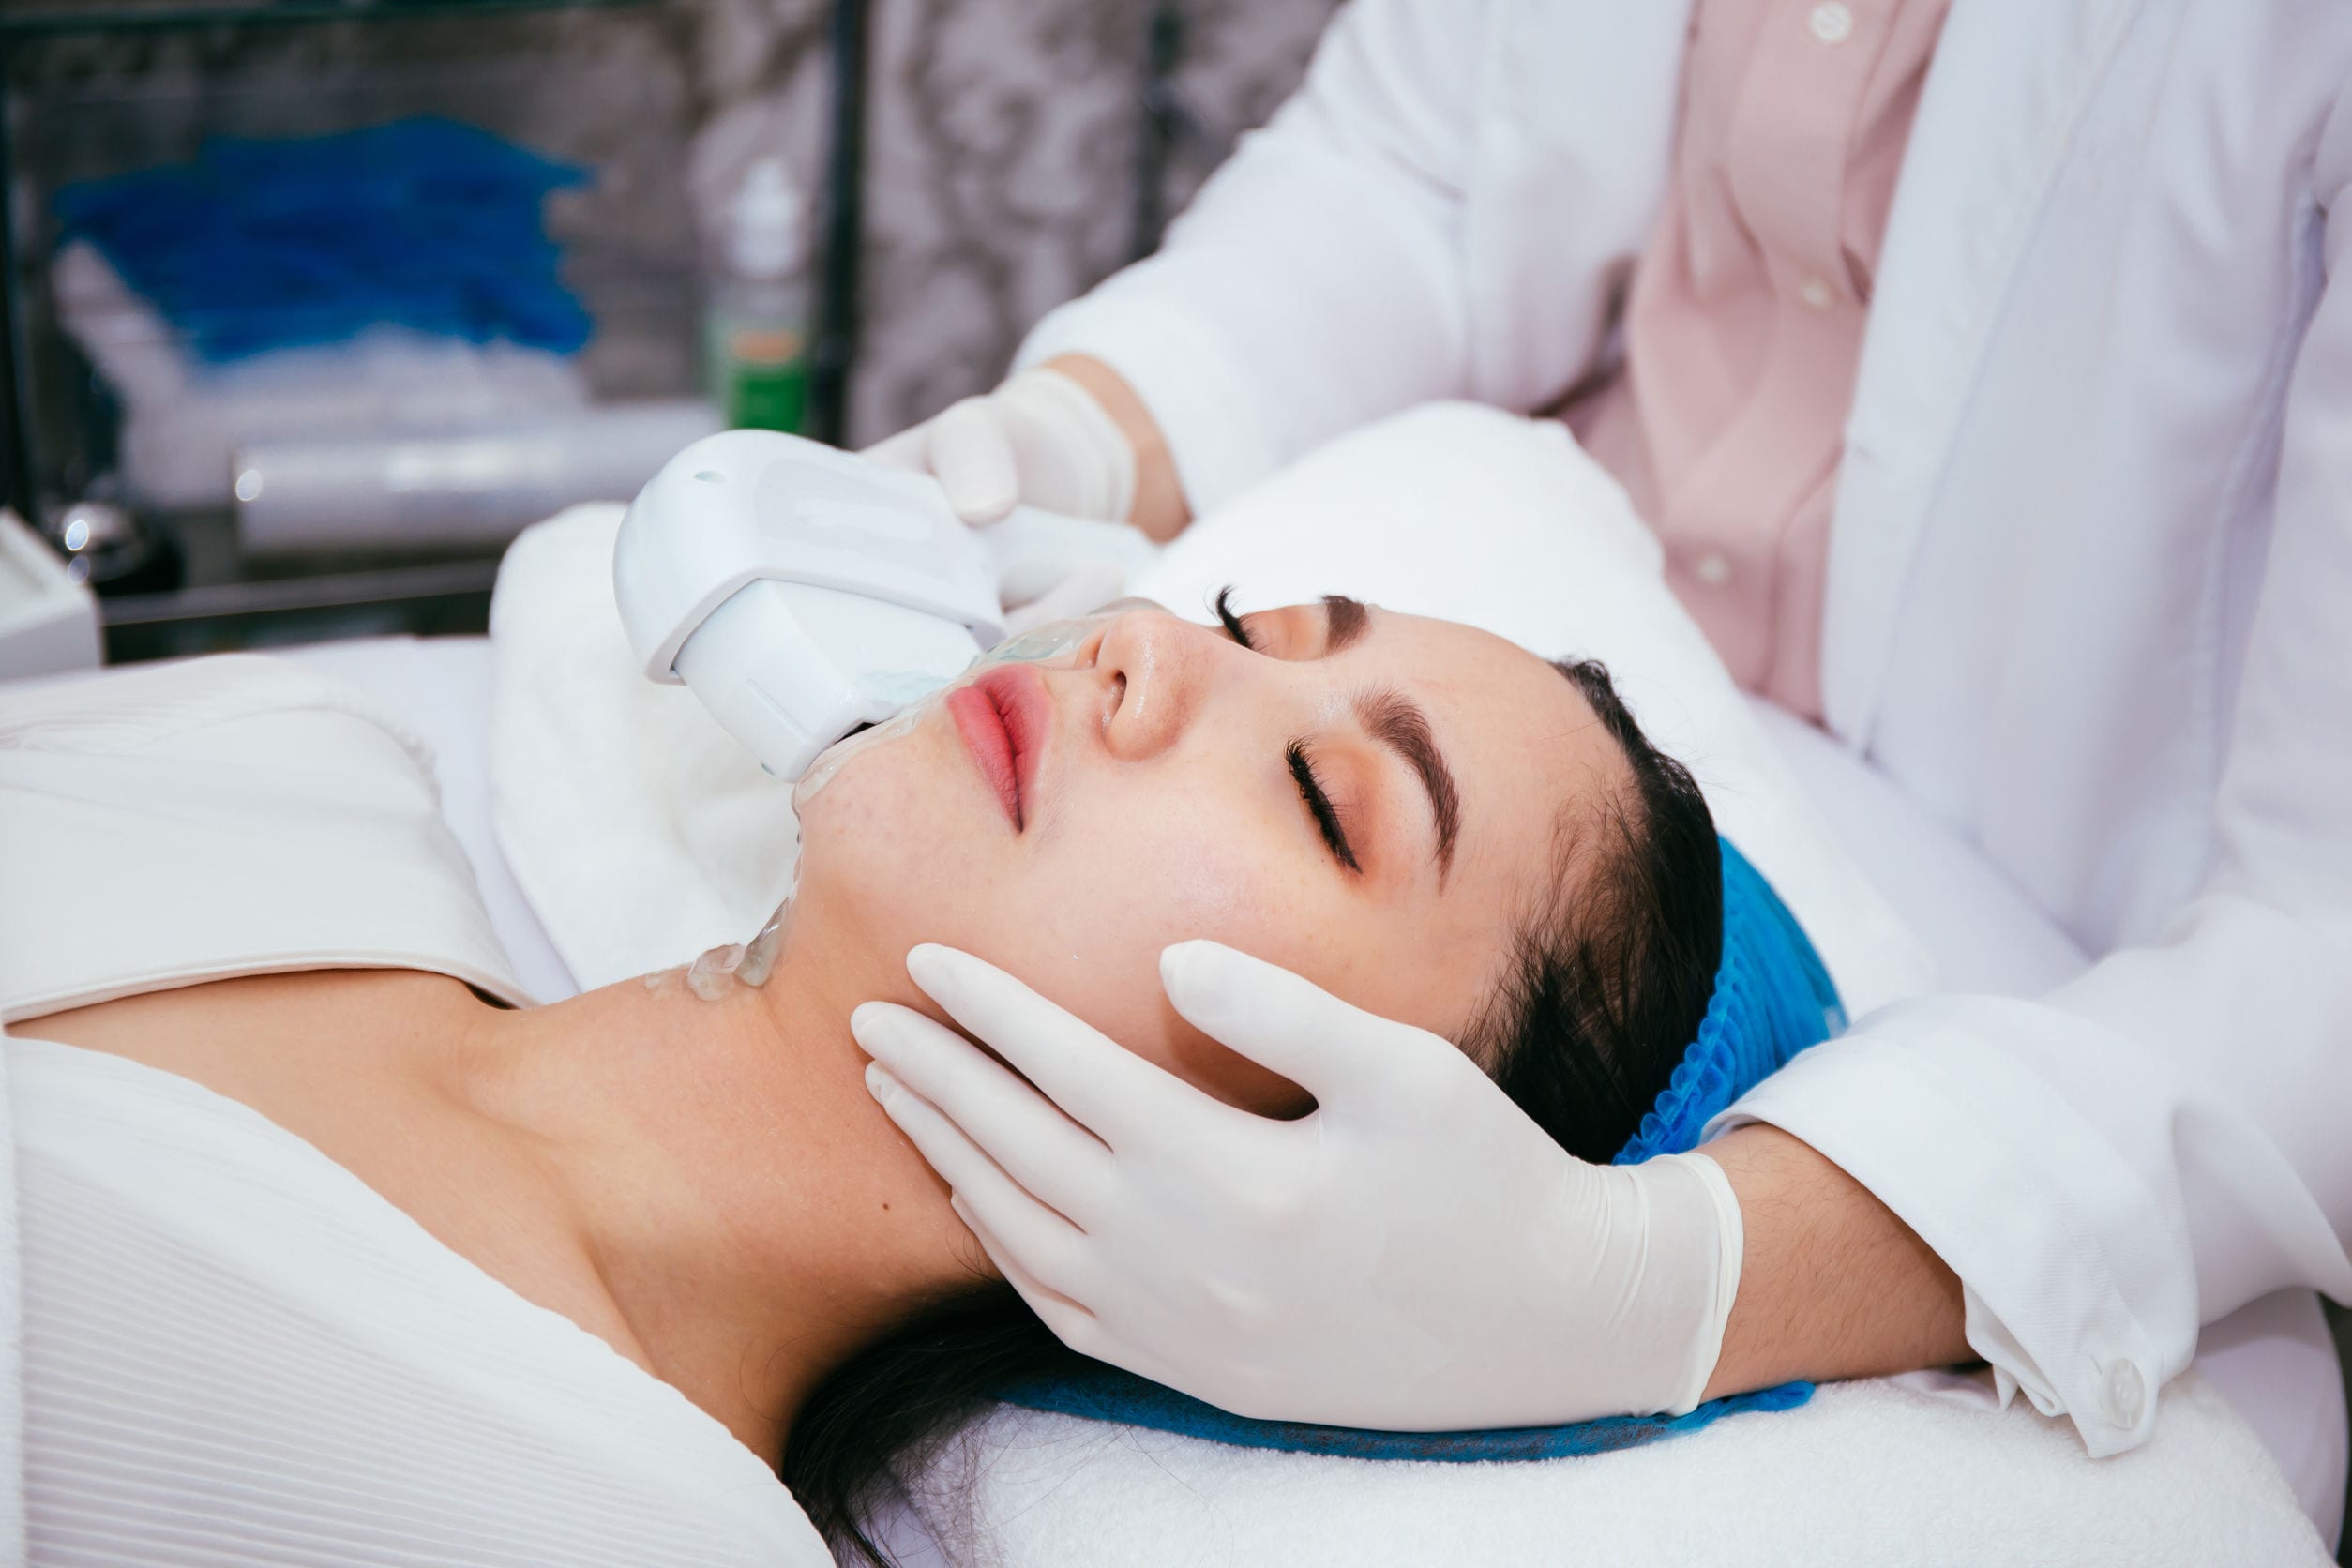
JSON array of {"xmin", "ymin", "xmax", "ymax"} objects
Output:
[{"xmin": 1574, "ymin": 0, "xmax": 1952, "ymax": 720}]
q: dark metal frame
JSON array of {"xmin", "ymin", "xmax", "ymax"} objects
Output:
[
  {"xmin": 1128, "ymin": 0, "xmax": 1193, "ymax": 263},
  {"xmin": 804, "ymin": 0, "xmax": 866, "ymax": 447},
  {"xmin": 0, "ymin": 0, "xmax": 1191, "ymax": 656},
  {"xmin": 0, "ymin": 0, "xmax": 665, "ymax": 526}
]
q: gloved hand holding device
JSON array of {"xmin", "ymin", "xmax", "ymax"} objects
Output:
[
  {"xmin": 866, "ymin": 366, "xmax": 1143, "ymax": 629},
  {"xmin": 850, "ymin": 939, "xmax": 1744, "ymax": 1432},
  {"xmin": 866, "ymin": 366, "xmax": 1138, "ymax": 527}
]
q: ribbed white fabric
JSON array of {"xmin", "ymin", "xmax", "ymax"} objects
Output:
[
  {"xmin": 0, "ymin": 655, "xmax": 829, "ymax": 1566},
  {"xmin": 8, "ymin": 1040, "xmax": 822, "ymax": 1566},
  {"xmin": 0, "ymin": 655, "xmax": 531, "ymax": 1021}
]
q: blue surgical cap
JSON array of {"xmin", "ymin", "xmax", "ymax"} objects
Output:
[{"xmin": 1615, "ymin": 836, "xmax": 1846, "ymax": 1165}]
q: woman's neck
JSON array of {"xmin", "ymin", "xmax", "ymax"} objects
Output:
[{"xmin": 448, "ymin": 916, "xmax": 984, "ymax": 1466}]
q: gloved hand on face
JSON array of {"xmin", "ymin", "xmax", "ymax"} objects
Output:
[{"xmin": 850, "ymin": 940, "xmax": 1743, "ymax": 1432}]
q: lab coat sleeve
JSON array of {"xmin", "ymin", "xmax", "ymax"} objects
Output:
[
  {"xmin": 1711, "ymin": 147, "xmax": 2352, "ymax": 1458},
  {"xmin": 1010, "ymin": 0, "xmax": 1491, "ymax": 513}
]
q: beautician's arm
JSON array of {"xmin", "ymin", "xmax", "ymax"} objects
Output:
[
  {"xmin": 869, "ymin": 0, "xmax": 1505, "ymax": 541},
  {"xmin": 1700, "ymin": 1124, "xmax": 1967, "ymax": 1399},
  {"xmin": 1041, "ymin": 354, "xmax": 1190, "ymax": 541},
  {"xmin": 1009, "ymin": 0, "xmax": 1490, "ymax": 520},
  {"xmin": 879, "ymin": 0, "xmax": 1687, "ymax": 540},
  {"xmin": 870, "ymin": 0, "xmax": 1514, "ymax": 535},
  {"xmin": 1696, "ymin": 125, "xmax": 2352, "ymax": 1455},
  {"xmin": 853, "ymin": 940, "xmax": 1968, "ymax": 1435},
  {"xmin": 1004, "ymin": 0, "xmax": 1686, "ymax": 520}
]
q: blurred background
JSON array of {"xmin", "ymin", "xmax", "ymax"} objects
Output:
[{"xmin": 0, "ymin": 0, "xmax": 1337, "ymax": 664}]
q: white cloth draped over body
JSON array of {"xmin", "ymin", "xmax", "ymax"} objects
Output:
[
  {"xmin": 0, "ymin": 656, "xmax": 830, "ymax": 1567},
  {"xmin": 1016, "ymin": 0, "xmax": 2352, "ymax": 1456}
]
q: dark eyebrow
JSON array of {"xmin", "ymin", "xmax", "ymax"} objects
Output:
[
  {"xmin": 1321, "ymin": 595, "xmax": 1369, "ymax": 653},
  {"xmin": 1355, "ymin": 686, "xmax": 1461, "ymax": 878}
]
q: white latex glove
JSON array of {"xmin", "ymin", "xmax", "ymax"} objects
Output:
[
  {"xmin": 866, "ymin": 366, "xmax": 1138, "ymax": 526},
  {"xmin": 850, "ymin": 940, "xmax": 1745, "ymax": 1432}
]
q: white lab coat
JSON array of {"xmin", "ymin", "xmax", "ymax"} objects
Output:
[{"xmin": 1015, "ymin": 0, "xmax": 2352, "ymax": 1456}]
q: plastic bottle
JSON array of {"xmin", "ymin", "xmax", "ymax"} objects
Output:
[{"xmin": 704, "ymin": 158, "xmax": 811, "ymax": 433}]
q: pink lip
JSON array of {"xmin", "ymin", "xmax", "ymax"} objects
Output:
[{"xmin": 946, "ymin": 664, "xmax": 1048, "ymax": 830}]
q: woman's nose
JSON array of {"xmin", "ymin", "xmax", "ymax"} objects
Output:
[{"xmin": 1092, "ymin": 609, "xmax": 1221, "ymax": 761}]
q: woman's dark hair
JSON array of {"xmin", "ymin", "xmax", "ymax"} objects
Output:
[
  {"xmin": 785, "ymin": 656, "xmax": 1723, "ymax": 1564},
  {"xmin": 1465, "ymin": 658, "xmax": 1725, "ymax": 1162}
]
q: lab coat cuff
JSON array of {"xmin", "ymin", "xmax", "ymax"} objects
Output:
[
  {"xmin": 1014, "ymin": 292, "xmax": 1288, "ymax": 517},
  {"xmin": 1704, "ymin": 1033, "xmax": 2190, "ymax": 1457}
]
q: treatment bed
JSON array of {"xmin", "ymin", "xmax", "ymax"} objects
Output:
[
  {"xmin": 253, "ymin": 401, "xmax": 2344, "ymax": 1564},
  {"xmin": 276, "ymin": 620, "xmax": 2343, "ymax": 1563}
]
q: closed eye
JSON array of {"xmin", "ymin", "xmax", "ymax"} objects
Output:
[
  {"xmin": 1213, "ymin": 585, "xmax": 1259, "ymax": 652},
  {"xmin": 1287, "ymin": 741, "xmax": 1361, "ymax": 873},
  {"xmin": 1216, "ymin": 586, "xmax": 1360, "ymax": 874}
]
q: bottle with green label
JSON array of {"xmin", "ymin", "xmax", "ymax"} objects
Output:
[{"xmin": 704, "ymin": 158, "xmax": 810, "ymax": 433}]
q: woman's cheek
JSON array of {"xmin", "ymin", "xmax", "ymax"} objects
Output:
[
  {"xmin": 1021, "ymin": 816, "xmax": 1338, "ymax": 1112},
  {"xmin": 793, "ymin": 731, "xmax": 1013, "ymax": 948},
  {"xmin": 1051, "ymin": 798, "xmax": 1294, "ymax": 955}
]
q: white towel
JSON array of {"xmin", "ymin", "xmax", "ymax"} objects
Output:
[{"xmin": 900, "ymin": 1371, "xmax": 2324, "ymax": 1566}]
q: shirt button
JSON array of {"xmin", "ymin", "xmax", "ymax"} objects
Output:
[
  {"xmin": 1693, "ymin": 550, "xmax": 1736, "ymax": 588},
  {"xmin": 1799, "ymin": 276, "xmax": 1837, "ymax": 311},
  {"xmin": 2100, "ymin": 1360, "xmax": 2148, "ymax": 1428},
  {"xmin": 1809, "ymin": 2, "xmax": 1855, "ymax": 43}
]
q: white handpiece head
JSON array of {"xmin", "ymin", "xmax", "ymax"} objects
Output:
[{"xmin": 613, "ymin": 430, "xmax": 1003, "ymax": 780}]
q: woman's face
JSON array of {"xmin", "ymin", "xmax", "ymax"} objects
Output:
[{"xmin": 791, "ymin": 597, "xmax": 1628, "ymax": 1109}]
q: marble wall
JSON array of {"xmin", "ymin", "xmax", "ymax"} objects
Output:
[
  {"xmin": 9, "ymin": 0, "xmax": 1339, "ymax": 446},
  {"xmin": 668, "ymin": 0, "xmax": 1340, "ymax": 440}
]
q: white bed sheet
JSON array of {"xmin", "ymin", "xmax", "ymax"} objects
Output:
[
  {"xmin": 286, "ymin": 636, "xmax": 577, "ymax": 1005},
  {"xmin": 282, "ymin": 634, "xmax": 2345, "ymax": 1550}
]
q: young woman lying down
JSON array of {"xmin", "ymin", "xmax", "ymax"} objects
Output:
[{"xmin": 0, "ymin": 594, "xmax": 1722, "ymax": 1566}]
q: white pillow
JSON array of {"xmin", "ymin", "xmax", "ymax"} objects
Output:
[
  {"xmin": 1127, "ymin": 401, "xmax": 1933, "ymax": 1016},
  {"xmin": 490, "ymin": 504, "xmax": 802, "ymax": 990}
]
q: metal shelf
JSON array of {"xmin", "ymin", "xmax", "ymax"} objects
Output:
[
  {"xmin": 98, "ymin": 556, "xmax": 500, "ymax": 660},
  {"xmin": 0, "ymin": 0, "xmax": 693, "ymax": 659}
]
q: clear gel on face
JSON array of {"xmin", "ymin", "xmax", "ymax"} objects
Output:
[
  {"xmin": 858, "ymin": 670, "xmax": 953, "ymax": 710},
  {"xmin": 658, "ymin": 610, "xmax": 1135, "ymax": 1001},
  {"xmin": 788, "ymin": 695, "xmax": 933, "ymax": 817},
  {"xmin": 788, "ymin": 610, "xmax": 1119, "ymax": 817}
]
